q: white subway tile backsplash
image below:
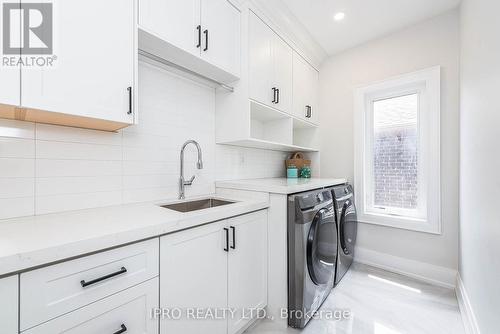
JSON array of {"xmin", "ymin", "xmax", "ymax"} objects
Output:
[
  {"xmin": 0, "ymin": 197, "xmax": 35, "ymax": 219},
  {"xmin": 122, "ymin": 187, "xmax": 178, "ymax": 204},
  {"xmin": 35, "ymin": 191, "xmax": 122, "ymax": 215},
  {"xmin": 0, "ymin": 137, "xmax": 35, "ymax": 158},
  {"xmin": 123, "ymin": 146, "xmax": 177, "ymax": 163},
  {"xmin": 122, "ymin": 161, "xmax": 177, "ymax": 176},
  {"xmin": 0, "ymin": 61, "xmax": 285, "ymax": 219},
  {"xmin": 36, "ymin": 160, "xmax": 122, "ymax": 177},
  {"xmin": 0, "ymin": 158, "xmax": 35, "ymax": 177},
  {"xmin": 36, "ymin": 176, "xmax": 122, "ymax": 196},
  {"xmin": 123, "ymin": 174, "xmax": 178, "ymax": 190},
  {"xmin": 36, "ymin": 141, "xmax": 123, "ymax": 161},
  {"xmin": 0, "ymin": 178, "xmax": 34, "ymax": 199}
]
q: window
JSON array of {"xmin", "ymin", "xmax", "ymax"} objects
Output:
[{"xmin": 354, "ymin": 67, "xmax": 441, "ymax": 234}]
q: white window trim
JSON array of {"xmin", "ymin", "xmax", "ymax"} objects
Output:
[{"xmin": 353, "ymin": 66, "xmax": 441, "ymax": 234}]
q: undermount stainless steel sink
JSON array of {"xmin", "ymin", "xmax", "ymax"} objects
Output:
[{"xmin": 159, "ymin": 198, "xmax": 236, "ymax": 213}]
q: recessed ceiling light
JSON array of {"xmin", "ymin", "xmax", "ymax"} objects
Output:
[{"xmin": 334, "ymin": 12, "xmax": 345, "ymax": 21}]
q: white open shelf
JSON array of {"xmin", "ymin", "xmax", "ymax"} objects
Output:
[
  {"xmin": 250, "ymin": 102, "xmax": 293, "ymax": 145},
  {"xmin": 220, "ymin": 138, "xmax": 319, "ymax": 152},
  {"xmin": 292, "ymin": 118, "xmax": 319, "ymax": 150},
  {"xmin": 216, "ymin": 99, "xmax": 319, "ymax": 152}
]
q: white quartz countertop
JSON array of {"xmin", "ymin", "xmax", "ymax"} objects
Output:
[
  {"xmin": 0, "ymin": 195, "xmax": 268, "ymax": 277},
  {"xmin": 216, "ymin": 177, "xmax": 347, "ymax": 194}
]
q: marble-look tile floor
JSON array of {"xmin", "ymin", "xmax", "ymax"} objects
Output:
[{"xmin": 247, "ymin": 263, "xmax": 465, "ymax": 334}]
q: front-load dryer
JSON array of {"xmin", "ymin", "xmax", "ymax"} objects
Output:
[
  {"xmin": 331, "ymin": 184, "xmax": 358, "ymax": 286},
  {"xmin": 288, "ymin": 188, "xmax": 337, "ymax": 328}
]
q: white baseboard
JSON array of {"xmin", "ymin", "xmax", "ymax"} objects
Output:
[
  {"xmin": 456, "ymin": 274, "xmax": 481, "ymax": 334},
  {"xmin": 354, "ymin": 247, "xmax": 457, "ymax": 289}
]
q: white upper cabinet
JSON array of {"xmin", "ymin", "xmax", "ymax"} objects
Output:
[
  {"xmin": 200, "ymin": 0, "xmax": 241, "ymax": 76},
  {"xmin": 21, "ymin": 0, "xmax": 136, "ymax": 129},
  {"xmin": 139, "ymin": 0, "xmax": 241, "ymax": 83},
  {"xmin": 272, "ymin": 34, "xmax": 293, "ymax": 114},
  {"xmin": 248, "ymin": 11, "xmax": 274, "ymax": 107},
  {"xmin": 248, "ymin": 11, "xmax": 293, "ymax": 114},
  {"xmin": 0, "ymin": 275, "xmax": 18, "ymax": 334},
  {"xmin": 216, "ymin": 9, "xmax": 319, "ymax": 152},
  {"xmin": 292, "ymin": 51, "xmax": 319, "ymax": 124},
  {"xmin": 139, "ymin": 0, "xmax": 201, "ymax": 58}
]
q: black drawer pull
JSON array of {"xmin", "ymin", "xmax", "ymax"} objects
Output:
[
  {"xmin": 306, "ymin": 105, "xmax": 312, "ymax": 118},
  {"xmin": 230, "ymin": 226, "xmax": 236, "ymax": 249},
  {"xmin": 223, "ymin": 228, "xmax": 229, "ymax": 252},
  {"xmin": 127, "ymin": 87, "xmax": 132, "ymax": 115},
  {"xmin": 113, "ymin": 324, "xmax": 127, "ymax": 334},
  {"xmin": 203, "ymin": 29, "xmax": 209, "ymax": 51},
  {"xmin": 80, "ymin": 267, "xmax": 127, "ymax": 288},
  {"xmin": 196, "ymin": 25, "xmax": 202, "ymax": 48}
]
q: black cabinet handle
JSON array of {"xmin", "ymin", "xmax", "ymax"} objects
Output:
[
  {"xmin": 230, "ymin": 226, "xmax": 236, "ymax": 249},
  {"xmin": 223, "ymin": 228, "xmax": 229, "ymax": 252},
  {"xmin": 113, "ymin": 324, "xmax": 127, "ymax": 334},
  {"xmin": 196, "ymin": 25, "xmax": 202, "ymax": 48},
  {"xmin": 127, "ymin": 87, "xmax": 132, "ymax": 115},
  {"xmin": 276, "ymin": 88, "xmax": 280, "ymax": 104},
  {"xmin": 306, "ymin": 105, "xmax": 312, "ymax": 118},
  {"xmin": 272, "ymin": 87, "xmax": 277, "ymax": 103},
  {"xmin": 80, "ymin": 267, "xmax": 127, "ymax": 288},
  {"xmin": 203, "ymin": 29, "xmax": 209, "ymax": 51}
]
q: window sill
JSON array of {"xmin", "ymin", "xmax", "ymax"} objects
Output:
[{"xmin": 358, "ymin": 212, "xmax": 441, "ymax": 235}]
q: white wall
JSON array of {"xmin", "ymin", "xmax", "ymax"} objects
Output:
[
  {"xmin": 0, "ymin": 62, "xmax": 285, "ymax": 220},
  {"xmin": 460, "ymin": 0, "xmax": 500, "ymax": 332},
  {"xmin": 319, "ymin": 10, "xmax": 460, "ymax": 278}
]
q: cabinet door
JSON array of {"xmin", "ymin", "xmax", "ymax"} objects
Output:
[
  {"xmin": 200, "ymin": 0, "xmax": 240, "ymax": 76},
  {"xmin": 248, "ymin": 11, "xmax": 274, "ymax": 107},
  {"xmin": 21, "ymin": 0, "xmax": 135, "ymax": 124},
  {"xmin": 308, "ymin": 62, "xmax": 319, "ymax": 124},
  {"xmin": 0, "ymin": 276, "xmax": 18, "ymax": 334},
  {"xmin": 292, "ymin": 52, "xmax": 319, "ymax": 123},
  {"xmin": 139, "ymin": 0, "xmax": 201, "ymax": 58},
  {"xmin": 272, "ymin": 35, "xmax": 293, "ymax": 114},
  {"xmin": 227, "ymin": 211, "xmax": 268, "ymax": 334},
  {"xmin": 160, "ymin": 220, "xmax": 228, "ymax": 334},
  {"xmin": 23, "ymin": 279, "xmax": 158, "ymax": 334}
]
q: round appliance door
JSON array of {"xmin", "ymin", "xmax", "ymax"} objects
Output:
[
  {"xmin": 339, "ymin": 199, "xmax": 357, "ymax": 255},
  {"xmin": 306, "ymin": 206, "xmax": 337, "ymax": 285}
]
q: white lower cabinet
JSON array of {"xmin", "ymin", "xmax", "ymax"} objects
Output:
[
  {"xmin": 23, "ymin": 278, "xmax": 158, "ymax": 334},
  {"xmin": 160, "ymin": 210, "xmax": 268, "ymax": 334},
  {"xmin": 160, "ymin": 219, "xmax": 228, "ymax": 334},
  {"xmin": 227, "ymin": 211, "xmax": 268, "ymax": 334},
  {"xmin": 0, "ymin": 275, "xmax": 18, "ymax": 334}
]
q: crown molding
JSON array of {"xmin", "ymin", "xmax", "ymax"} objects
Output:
[{"xmin": 248, "ymin": 0, "xmax": 328, "ymax": 69}]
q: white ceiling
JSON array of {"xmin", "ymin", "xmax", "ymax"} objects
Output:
[{"xmin": 281, "ymin": 0, "xmax": 461, "ymax": 55}]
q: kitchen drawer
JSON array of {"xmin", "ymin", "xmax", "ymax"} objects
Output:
[
  {"xmin": 20, "ymin": 238, "xmax": 159, "ymax": 331},
  {"xmin": 23, "ymin": 278, "xmax": 158, "ymax": 334}
]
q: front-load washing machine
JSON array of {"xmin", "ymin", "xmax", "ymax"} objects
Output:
[
  {"xmin": 331, "ymin": 184, "xmax": 358, "ymax": 286},
  {"xmin": 288, "ymin": 188, "xmax": 337, "ymax": 328}
]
